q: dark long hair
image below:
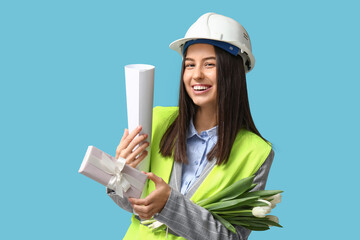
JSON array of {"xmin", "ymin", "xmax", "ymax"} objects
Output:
[{"xmin": 160, "ymin": 46, "xmax": 267, "ymax": 165}]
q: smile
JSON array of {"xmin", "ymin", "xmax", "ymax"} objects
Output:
[{"xmin": 192, "ymin": 85, "xmax": 212, "ymax": 94}]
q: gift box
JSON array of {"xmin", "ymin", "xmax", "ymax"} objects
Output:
[{"xmin": 79, "ymin": 146, "xmax": 148, "ymax": 199}]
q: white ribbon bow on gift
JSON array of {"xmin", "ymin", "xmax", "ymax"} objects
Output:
[
  {"xmin": 100, "ymin": 154, "xmax": 131, "ymax": 197},
  {"xmin": 87, "ymin": 151, "xmax": 145, "ymax": 198}
]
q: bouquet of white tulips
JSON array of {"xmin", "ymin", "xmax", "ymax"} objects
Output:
[
  {"xmin": 142, "ymin": 175, "xmax": 283, "ymax": 233},
  {"xmin": 196, "ymin": 175, "xmax": 283, "ymax": 232}
]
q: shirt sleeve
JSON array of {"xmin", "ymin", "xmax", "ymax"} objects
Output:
[
  {"xmin": 154, "ymin": 149, "xmax": 275, "ymax": 240},
  {"xmin": 106, "ymin": 187, "xmax": 134, "ymax": 213}
]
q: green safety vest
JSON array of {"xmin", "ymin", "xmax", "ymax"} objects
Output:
[{"xmin": 123, "ymin": 106, "xmax": 271, "ymax": 240}]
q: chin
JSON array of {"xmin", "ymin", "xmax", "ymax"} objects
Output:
[{"xmin": 193, "ymin": 101, "xmax": 216, "ymax": 110}]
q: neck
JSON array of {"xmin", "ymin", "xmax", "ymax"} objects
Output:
[{"xmin": 194, "ymin": 106, "xmax": 217, "ymax": 134}]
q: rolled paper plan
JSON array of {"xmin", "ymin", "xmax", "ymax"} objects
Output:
[
  {"xmin": 79, "ymin": 146, "xmax": 147, "ymax": 199},
  {"xmin": 124, "ymin": 64, "xmax": 155, "ymax": 173}
]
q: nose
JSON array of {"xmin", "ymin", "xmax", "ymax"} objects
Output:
[{"xmin": 193, "ymin": 65, "xmax": 204, "ymax": 80}]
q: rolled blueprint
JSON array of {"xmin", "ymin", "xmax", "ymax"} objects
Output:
[{"xmin": 124, "ymin": 64, "xmax": 154, "ymax": 173}]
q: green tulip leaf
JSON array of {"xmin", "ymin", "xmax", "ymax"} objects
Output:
[
  {"xmin": 232, "ymin": 220, "xmax": 270, "ymax": 229},
  {"xmin": 197, "ymin": 175, "xmax": 256, "ymax": 207},
  {"xmin": 212, "ymin": 213, "xmax": 237, "ymax": 233},
  {"xmin": 241, "ymin": 190, "xmax": 283, "ymax": 199},
  {"xmin": 261, "ymin": 219, "xmax": 283, "ymax": 228},
  {"xmin": 243, "ymin": 225, "xmax": 270, "ymax": 231},
  {"xmin": 246, "ymin": 201, "xmax": 270, "ymax": 207},
  {"xmin": 204, "ymin": 196, "xmax": 259, "ymax": 211},
  {"xmin": 213, "ymin": 209, "xmax": 253, "ymax": 216}
]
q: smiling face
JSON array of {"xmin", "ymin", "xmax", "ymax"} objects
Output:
[{"xmin": 183, "ymin": 43, "xmax": 217, "ymax": 111}]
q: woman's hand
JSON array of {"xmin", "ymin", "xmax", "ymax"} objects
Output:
[
  {"xmin": 115, "ymin": 126, "xmax": 149, "ymax": 168},
  {"xmin": 128, "ymin": 172, "xmax": 171, "ymax": 220}
]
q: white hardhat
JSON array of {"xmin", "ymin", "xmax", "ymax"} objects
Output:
[{"xmin": 169, "ymin": 12, "xmax": 255, "ymax": 72}]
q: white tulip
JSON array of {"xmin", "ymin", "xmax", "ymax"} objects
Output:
[
  {"xmin": 266, "ymin": 215, "xmax": 279, "ymax": 225},
  {"xmin": 140, "ymin": 219, "xmax": 155, "ymax": 225},
  {"xmin": 149, "ymin": 220, "xmax": 165, "ymax": 229},
  {"xmin": 257, "ymin": 199, "xmax": 272, "ymax": 207},
  {"xmin": 252, "ymin": 206, "xmax": 272, "ymax": 218},
  {"xmin": 267, "ymin": 193, "xmax": 282, "ymax": 209}
]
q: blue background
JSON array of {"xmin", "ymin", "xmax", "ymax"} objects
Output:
[{"xmin": 1, "ymin": 0, "xmax": 359, "ymax": 239}]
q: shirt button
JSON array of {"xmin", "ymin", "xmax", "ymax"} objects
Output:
[{"xmin": 195, "ymin": 161, "xmax": 198, "ymax": 165}]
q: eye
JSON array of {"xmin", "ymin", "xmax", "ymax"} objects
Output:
[
  {"xmin": 185, "ymin": 63, "xmax": 195, "ymax": 68},
  {"xmin": 205, "ymin": 62, "xmax": 216, "ymax": 68}
]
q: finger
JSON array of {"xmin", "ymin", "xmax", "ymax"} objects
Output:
[
  {"xmin": 139, "ymin": 215, "xmax": 151, "ymax": 220},
  {"xmin": 116, "ymin": 129, "xmax": 129, "ymax": 159},
  {"xmin": 128, "ymin": 150, "xmax": 148, "ymax": 168},
  {"xmin": 119, "ymin": 126, "xmax": 143, "ymax": 150},
  {"xmin": 120, "ymin": 128, "xmax": 129, "ymax": 142},
  {"xmin": 128, "ymin": 197, "xmax": 150, "ymax": 206},
  {"xmin": 126, "ymin": 141, "xmax": 149, "ymax": 162},
  {"xmin": 133, "ymin": 204, "xmax": 148, "ymax": 214},
  {"xmin": 133, "ymin": 205, "xmax": 154, "ymax": 219},
  {"xmin": 118, "ymin": 128, "xmax": 145, "ymax": 158},
  {"xmin": 128, "ymin": 197, "xmax": 135, "ymax": 205},
  {"xmin": 138, "ymin": 213, "xmax": 153, "ymax": 220},
  {"xmin": 126, "ymin": 134, "xmax": 148, "ymax": 155},
  {"xmin": 121, "ymin": 138, "xmax": 148, "ymax": 159},
  {"xmin": 146, "ymin": 172, "xmax": 163, "ymax": 186}
]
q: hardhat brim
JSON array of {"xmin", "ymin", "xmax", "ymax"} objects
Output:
[{"xmin": 169, "ymin": 37, "xmax": 255, "ymax": 73}]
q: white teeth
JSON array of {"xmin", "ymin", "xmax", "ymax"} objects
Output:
[{"xmin": 193, "ymin": 86, "xmax": 210, "ymax": 91}]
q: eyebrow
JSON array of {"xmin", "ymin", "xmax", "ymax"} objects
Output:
[{"xmin": 185, "ymin": 56, "xmax": 216, "ymax": 61}]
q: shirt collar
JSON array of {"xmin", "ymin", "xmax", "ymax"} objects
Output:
[{"xmin": 187, "ymin": 119, "xmax": 218, "ymax": 139}]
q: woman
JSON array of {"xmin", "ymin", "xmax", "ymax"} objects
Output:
[{"xmin": 108, "ymin": 13, "xmax": 274, "ymax": 240}]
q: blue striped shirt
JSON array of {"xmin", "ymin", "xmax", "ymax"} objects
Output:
[{"xmin": 180, "ymin": 120, "xmax": 218, "ymax": 195}]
